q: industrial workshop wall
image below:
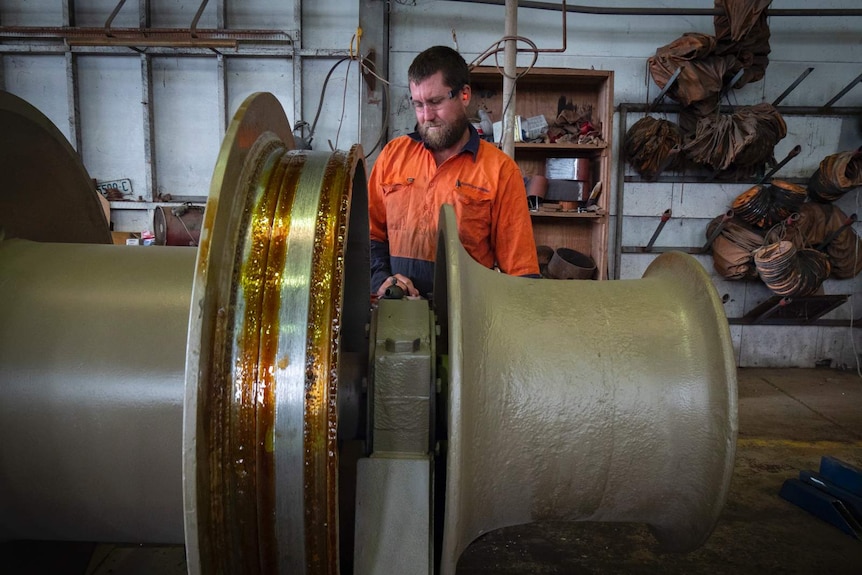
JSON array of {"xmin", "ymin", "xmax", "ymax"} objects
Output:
[
  {"xmin": 0, "ymin": 0, "xmax": 375, "ymax": 234},
  {"xmin": 3, "ymin": 1, "xmax": 861, "ymax": 368},
  {"xmin": 386, "ymin": 0, "xmax": 862, "ymax": 368}
]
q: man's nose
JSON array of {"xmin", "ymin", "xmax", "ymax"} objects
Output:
[{"xmin": 416, "ymin": 106, "xmax": 437, "ymax": 120}]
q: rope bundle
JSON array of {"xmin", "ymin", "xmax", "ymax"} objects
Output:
[
  {"xmin": 647, "ymin": 33, "xmax": 734, "ymax": 108},
  {"xmin": 807, "ymin": 150, "xmax": 862, "ymax": 203},
  {"xmin": 713, "ymin": 0, "xmax": 771, "ymax": 89},
  {"xmin": 682, "ymin": 103, "xmax": 786, "ymax": 175},
  {"xmin": 753, "ymin": 240, "xmax": 831, "ymax": 297},
  {"xmin": 795, "ymin": 203, "xmax": 862, "ymax": 279},
  {"xmin": 624, "ymin": 117, "xmax": 683, "ymax": 181},
  {"xmin": 712, "ymin": 234, "xmax": 758, "ymax": 279},
  {"xmin": 633, "ymin": 0, "xmax": 777, "ymax": 179},
  {"xmin": 707, "ymin": 215, "xmax": 764, "ymax": 279}
]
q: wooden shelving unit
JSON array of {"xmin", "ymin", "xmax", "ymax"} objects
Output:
[{"xmin": 469, "ymin": 66, "xmax": 614, "ymax": 279}]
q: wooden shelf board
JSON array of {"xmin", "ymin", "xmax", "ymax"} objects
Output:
[
  {"xmin": 516, "ymin": 142, "xmax": 607, "ymax": 151},
  {"xmin": 531, "ymin": 210, "xmax": 605, "ymax": 219}
]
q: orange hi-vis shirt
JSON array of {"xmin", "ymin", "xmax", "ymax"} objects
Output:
[{"xmin": 369, "ymin": 127, "xmax": 540, "ymax": 297}]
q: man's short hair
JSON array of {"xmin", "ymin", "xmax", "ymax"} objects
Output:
[{"xmin": 408, "ymin": 46, "xmax": 470, "ymax": 92}]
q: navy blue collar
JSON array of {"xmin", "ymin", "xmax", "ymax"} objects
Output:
[{"xmin": 408, "ymin": 123, "xmax": 480, "ymax": 161}]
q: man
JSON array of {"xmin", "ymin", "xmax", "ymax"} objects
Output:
[{"xmin": 369, "ymin": 45, "xmax": 540, "ymax": 299}]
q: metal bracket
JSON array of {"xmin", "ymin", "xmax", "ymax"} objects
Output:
[
  {"xmin": 780, "ymin": 478, "xmax": 861, "ymax": 538},
  {"xmin": 649, "ymin": 66, "xmax": 682, "ymax": 112},
  {"xmin": 773, "ymin": 67, "xmax": 814, "ymax": 106},
  {"xmin": 730, "ymin": 294, "xmax": 849, "ymax": 326},
  {"xmin": 780, "ymin": 456, "xmax": 862, "ymax": 539},
  {"xmin": 822, "ymin": 72, "xmax": 862, "ymax": 109}
]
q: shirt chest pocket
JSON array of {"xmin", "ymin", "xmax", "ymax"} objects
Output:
[
  {"xmin": 454, "ymin": 182, "xmax": 492, "ymax": 244},
  {"xmin": 381, "ymin": 180, "xmax": 415, "ymax": 231}
]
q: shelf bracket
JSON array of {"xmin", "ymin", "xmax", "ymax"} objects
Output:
[
  {"xmin": 822, "ymin": 72, "xmax": 862, "ymax": 109},
  {"xmin": 648, "ymin": 66, "xmax": 682, "ymax": 113},
  {"xmin": 773, "ymin": 67, "xmax": 815, "ymax": 106}
]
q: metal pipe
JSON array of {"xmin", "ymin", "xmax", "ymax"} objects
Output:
[
  {"xmin": 649, "ymin": 66, "xmax": 682, "ymax": 111},
  {"xmin": 104, "ymin": 0, "xmax": 129, "ymax": 37},
  {"xmin": 822, "ymin": 72, "xmax": 862, "ymax": 109},
  {"xmin": 613, "ymin": 104, "xmax": 628, "ymax": 279},
  {"xmin": 772, "ymin": 68, "xmax": 815, "ymax": 107},
  {"xmin": 0, "ymin": 26, "xmax": 291, "ymax": 47},
  {"xmin": 190, "ymin": 0, "xmax": 210, "ymax": 38},
  {"xmin": 816, "ymin": 213, "xmax": 858, "ymax": 251},
  {"xmin": 501, "ymin": 0, "xmax": 518, "ymax": 158},
  {"xmin": 449, "ymin": 0, "xmax": 862, "ymax": 17},
  {"xmin": 702, "ymin": 209, "xmax": 734, "ymax": 253},
  {"xmin": 756, "ymin": 144, "xmax": 802, "ymax": 186},
  {"xmin": 621, "ymin": 102, "xmax": 862, "ymax": 116},
  {"xmin": 644, "ymin": 208, "xmax": 672, "ymax": 251}
]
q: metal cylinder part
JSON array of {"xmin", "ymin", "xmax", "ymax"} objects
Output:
[
  {"xmin": 0, "ymin": 92, "xmax": 370, "ymax": 575},
  {"xmin": 0, "ymin": 240, "xmax": 195, "ymax": 543},
  {"xmin": 433, "ymin": 205, "xmax": 737, "ymax": 575},
  {"xmin": 180, "ymin": 92, "xmax": 370, "ymax": 575},
  {"xmin": 154, "ymin": 205, "xmax": 204, "ymax": 246}
]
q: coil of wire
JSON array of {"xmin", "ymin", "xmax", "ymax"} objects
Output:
[
  {"xmin": 753, "ymin": 240, "xmax": 831, "ymax": 297},
  {"xmin": 731, "ymin": 180, "xmax": 806, "ymax": 229},
  {"xmin": 807, "ymin": 150, "xmax": 862, "ymax": 203},
  {"xmin": 732, "ymin": 185, "xmax": 772, "ymax": 228},
  {"xmin": 794, "ymin": 248, "xmax": 832, "ymax": 296},
  {"xmin": 770, "ymin": 180, "xmax": 808, "ymax": 218}
]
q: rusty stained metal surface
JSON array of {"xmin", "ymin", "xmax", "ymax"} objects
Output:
[{"xmin": 184, "ymin": 92, "xmax": 296, "ymax": 574}]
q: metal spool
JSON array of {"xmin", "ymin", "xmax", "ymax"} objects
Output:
[
  {"xmin": 0, "ymin": 92, "xmax": 370, "ymax": 574},
  {"xmin": 432, "ymin": 205, "xmax": 737, "ymax": 575},
  {"xmin": 1, "ymin": 89, "xmax": 736, "ymax": 575}
]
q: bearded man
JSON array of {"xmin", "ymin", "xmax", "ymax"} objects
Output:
[{"xmin": 369, "ymin": 45, "xmax": 539, "ymax": 300}]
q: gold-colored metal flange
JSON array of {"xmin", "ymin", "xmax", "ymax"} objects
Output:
[{"xmin": 184, "ymin": 92, "xmax": 369, "ymax": 574}]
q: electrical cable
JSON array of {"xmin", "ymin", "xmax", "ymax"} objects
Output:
[
  {"xmin": 331, "ymin": 58, "xmax": 353, "ymax": 150},
  {"xmin": 307, "ymin": 56, "xmax": 352, "ymax": 147},
  {"xmin": 852, "ymin": 191, "xmax": 861, "ymax": 377},
  {"xmin": 467, "ymin": 35, "xmax": 541, "ymax": 141},
  {"xmin": 358, "ymin": 56, "xmax": 391, "ymax": 156}
]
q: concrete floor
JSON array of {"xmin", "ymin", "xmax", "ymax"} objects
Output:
[{"xmin": 2, "ymin": 367, "xmax": 861, "ymax": 574}]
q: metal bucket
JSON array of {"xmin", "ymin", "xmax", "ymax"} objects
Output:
[
  {"xmin": 153, "ymin": 205, "xmax": 204, "ymax": 246},
  {"xmin": 547, "ymin": 247, "xmax": 596, "ymax": 279}
]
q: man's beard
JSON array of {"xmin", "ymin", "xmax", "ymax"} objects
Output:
[{"xmin": 419, "ymin": 114, "xmax": 470, "ymax": 151}]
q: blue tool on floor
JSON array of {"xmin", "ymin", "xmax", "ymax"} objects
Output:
[{"xmin": 779, "ymin": 456, "xmax": 862, "ymax": 539}]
